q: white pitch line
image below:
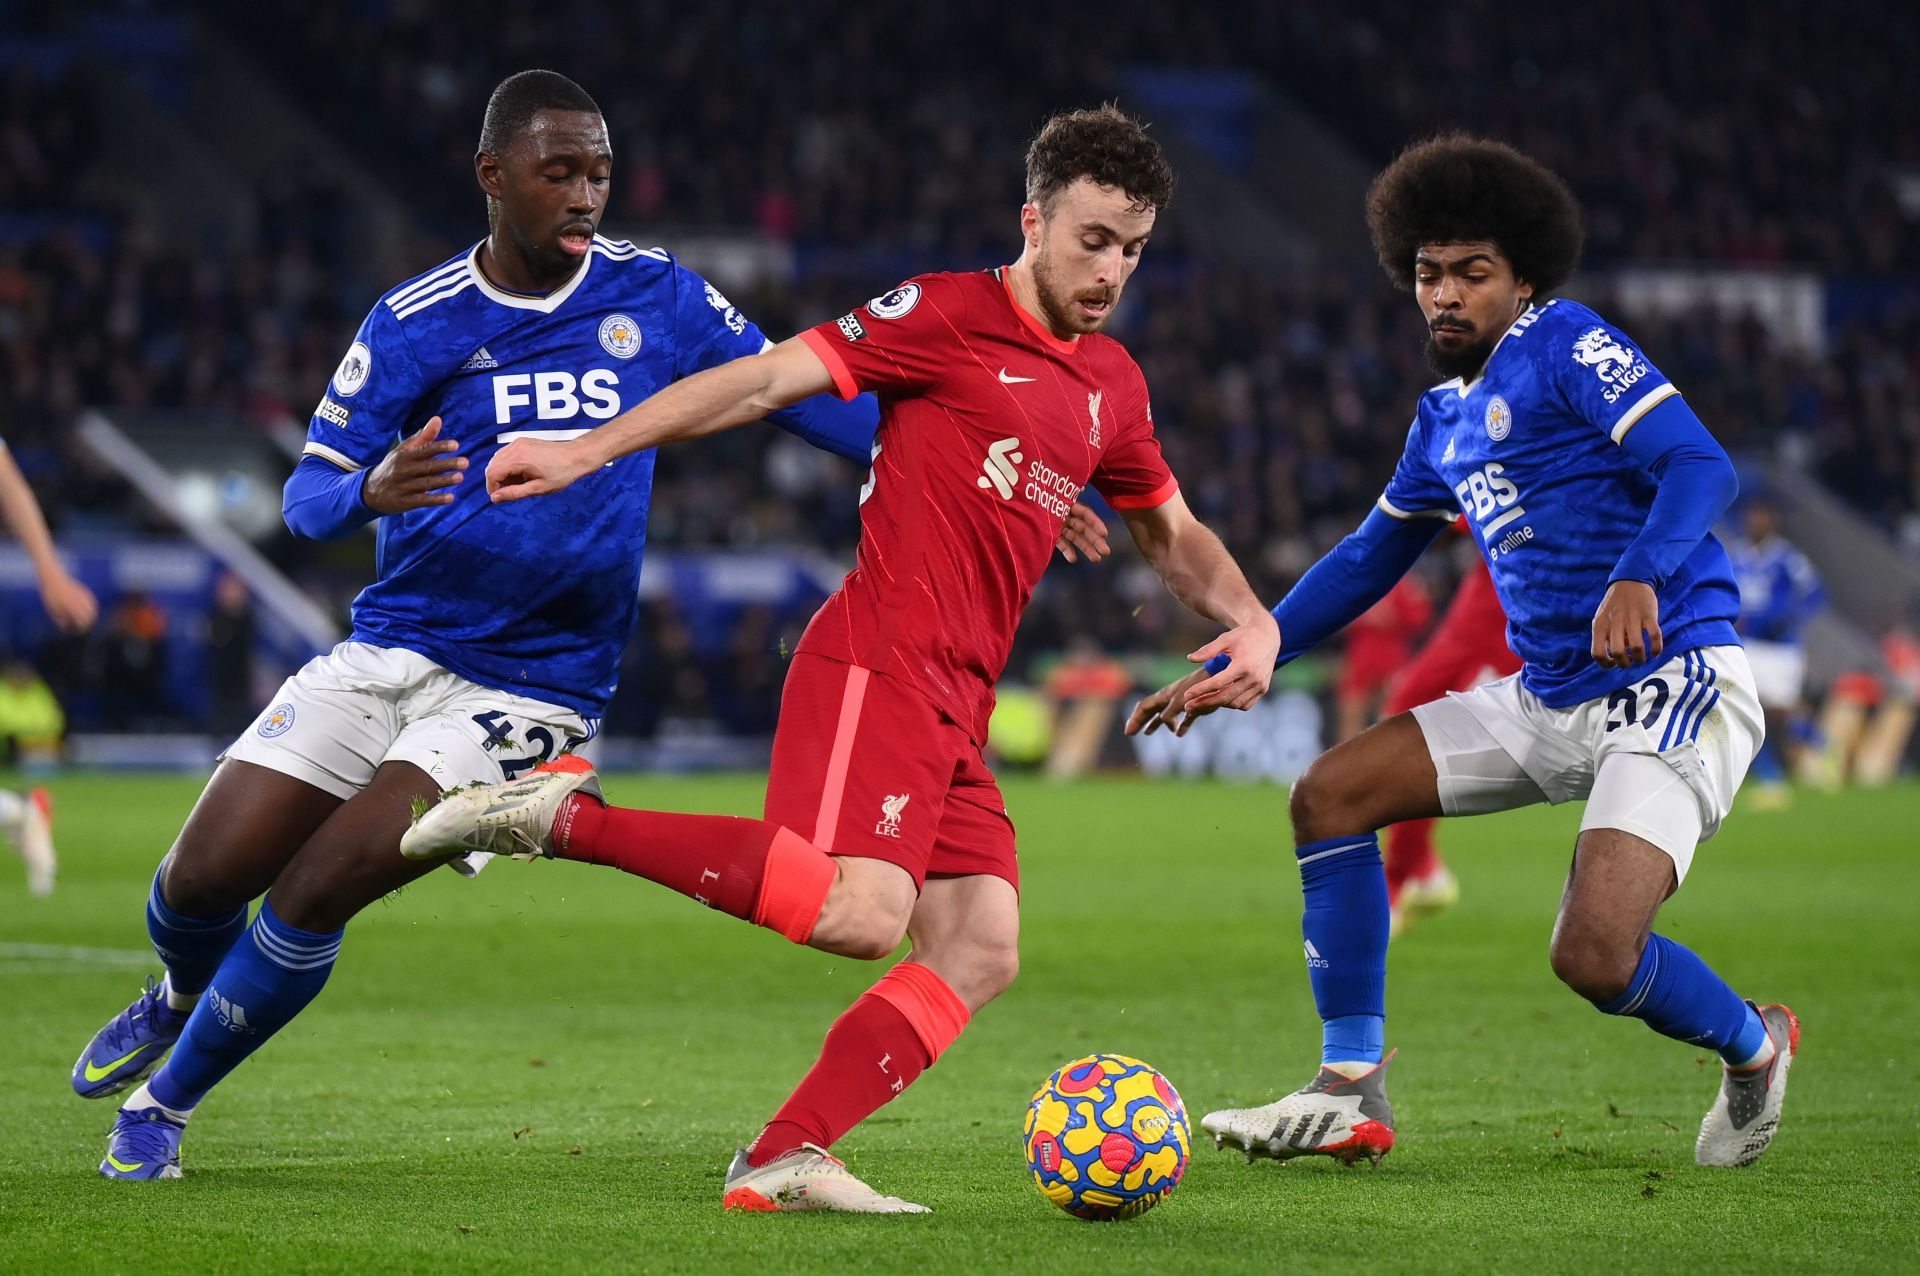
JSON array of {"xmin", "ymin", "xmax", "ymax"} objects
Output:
[{"xmin": 0, "ymin": 943, "xmax": 154, "ymax": 969}]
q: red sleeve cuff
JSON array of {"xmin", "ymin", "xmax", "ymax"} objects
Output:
[
  {"xmin": 1105, "ymin": 476, "xmax": 1179, "ymax": 511},
  {"xmin": 798, "ymin": 327, "xmax": 861, "ymax": 401}
]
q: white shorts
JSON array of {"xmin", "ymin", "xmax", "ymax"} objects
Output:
[
  {"xmin": 1410, "ymin": 644, "xmax": 1764, "ymax": 883},
  {"xmin": 224, "ymin": 642, "xmax": 596, "ymax": 875},
  {"xmin": 1741, "ymin": 639, "xmax": 1806, "ymax": 709}
]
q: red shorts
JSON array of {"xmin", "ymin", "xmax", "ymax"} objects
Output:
[
  {"xmin": 763, "ymin": 653, "xmax": 1017, "ymax": 890},
  {"xmin": 1384, "ymin": 571, "xmax": 1520, "ymax": 714},
  {"xmin": 1339, "ymin": 638, "xmax": 1413, "ymax": 702}
]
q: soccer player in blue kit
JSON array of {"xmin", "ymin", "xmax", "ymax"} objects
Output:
[
  {"xmin": 1129, "ymin": 135, "xmax": 1798, "ymax": 1170},
  {"xmin": 68, "ymin": 70, "xmax": 906, "ymax": 1180}
]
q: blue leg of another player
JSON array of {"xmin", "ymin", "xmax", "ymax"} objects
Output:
[{"xmin": 102, "ymin": 762, "xmax": 439, "ymax": 1180}]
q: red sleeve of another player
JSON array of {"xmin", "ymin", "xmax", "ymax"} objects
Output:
[
  {"xmin": 800, "ymin": 274, "xmax": 968, "ymax": 401},
  {"xmin": 1090, "ymin": 365, "xmax": 1178, "ymax": 510}
]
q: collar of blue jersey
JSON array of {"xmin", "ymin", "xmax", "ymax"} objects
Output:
[
  {"xmin": 1454, "ymin": 301, "xmax": 1538, "ymax": 398},
  {"xmin": 465, "ymin": 239, "xmax": 597, "ymax": 313}
]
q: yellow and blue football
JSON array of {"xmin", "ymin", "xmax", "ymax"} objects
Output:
[{"xmin": 1024, "ymin": 1053, "xmax": 1190, "ymax": 1221}]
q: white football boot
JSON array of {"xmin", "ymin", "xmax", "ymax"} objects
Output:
[
  {"xmin": 8, "ymin": 787, "xmax": 56, "ymax": 897},
  {"xmin": 1202, "ymin": 1050, "xmax": 1397, "ymax": 1166},
  {"xmin": 399, "ymin": 755, "xmax": 601, "ymax": 862},
  {"xmin": 1697, "ymin": 1003, "xmax": 1800, "ymax": 1168},
  {"xmin": 722, "ymin": 1144, "xmax": 930, "ymax": 1214}
]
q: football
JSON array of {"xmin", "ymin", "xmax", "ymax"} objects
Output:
[{"xmin": 1024, "ymin": 1054, "xmax": 1190, "ymax": 1221}]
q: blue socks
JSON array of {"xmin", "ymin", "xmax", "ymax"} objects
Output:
[
  {"xmin": 1599, "ymin": 933, "xmax": 1769, "ymax": 1065},
  {"xmin": 146, "ymin": 869, "xmax": 247, "ymax": 998},
  {"xmin": 1296, "ymin": 835, "xmax": 1388, "ymax": 1065},
  {"xmin": 146, "ymin": 897, "xmax": 342, "ymax": 1113}
]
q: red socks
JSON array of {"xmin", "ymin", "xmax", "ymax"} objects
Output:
[
  {"xmin": 1384, "ymin": 818, "xmax": 1439, "ymax": 904},
  {"xmin": 554, "ymin": 798, "xmax": 834, "ymax": 944},
  {"xmin": 747, "ymin": 962, "xmax": 971, "ymax": 1166}
]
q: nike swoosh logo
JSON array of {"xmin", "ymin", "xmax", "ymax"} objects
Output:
[
  {"xmin": 84, "ymin": 1044, "xmax": 149, "ymax": 1083},
  {"xmin": 997, "ymin": 368, "xmax": 1036, "ymax": 384},
  {"xmin": 105, "ymin": 1153, "xmax": 145, "ymax": 1173}
]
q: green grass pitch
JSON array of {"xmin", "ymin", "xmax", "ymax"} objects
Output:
[{"xmin": 2, "ymin": 772, "xmax": 1913, "ymax": 1274}]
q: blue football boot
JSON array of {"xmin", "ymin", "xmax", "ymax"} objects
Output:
[
  {"xmin": 72, "ymin": 977, "xmax": 189, "ymax": 1099},
  {"xmin": 99, "ymin": 1104, "xmax": 186, "ymax": 1180}
]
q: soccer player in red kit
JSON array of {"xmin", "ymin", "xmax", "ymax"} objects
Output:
[
  {"xmin": 1380, "ymin": 544, "xmax": 1519, "ymax": 933},
  {"xmin": 404, "ymin": 106, "xmax": 1280, "ymax": 1214}
]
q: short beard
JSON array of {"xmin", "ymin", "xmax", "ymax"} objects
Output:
[
  {"xmin": 1424, "ymin": 329, "xmax": 1498, "ymax": 381},
  {"xmin": 1029, "ymin": 246, "xmax": 1084, "ymax": 335}
]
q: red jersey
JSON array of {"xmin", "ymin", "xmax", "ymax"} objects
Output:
[{"xmin": 796, "ymin": 269, "xmax": 1178, "ymax": 743}]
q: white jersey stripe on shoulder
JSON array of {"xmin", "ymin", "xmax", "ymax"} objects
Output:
[
  {"xmin": 387, "ymin": 258, "xmax": 465, "ymax": 307},
  {"xmin": 394, "ymin": 277, "xmax": 476, "ymax": 320},
  {"xmin": 591, "ymin": 244, "xmax": 640, "ymax": 261},
  {"xmin": 1376, "ymin": 494, "xmax": 1457, "ymax": 521},
  {"xmin": 638, "ymin": 246, "xmax": 670, "ymax": 261},
  {"xmin": 302, "ymin": 441, "xmax": 363, "ymax": 471},
  {"xmin": 1609, "ymin": 383, "xmax": 1681, "ymax": 444},
  {"xmin": 386, "ymin": 260, "xmax": 469, "ymax": 310}
]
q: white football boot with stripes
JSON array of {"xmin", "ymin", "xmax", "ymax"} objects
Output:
[
  {"xmin": 1696, "ymin": 1003, "xmax": 1800, "ymax": 1167},
  {"xmin": 722, "ymin": 1144, "xmax": 930, "ymax": 1214},
  {"xmin": 399, "ymin": 755, "xmax": 601, "ymax": 862},
  {"xmin": 1202, "ymin": 1050, "xmax": 1397, "ymax": 1166}
]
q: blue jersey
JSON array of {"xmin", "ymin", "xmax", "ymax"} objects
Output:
[
  {"xmin": 302, "ymin": 236, "xmax": 800, "ymax": 717},
  {"xmin": 1379, "ymin": 298, "xmax": 1741, "ymax": 708},
  {"xmin": 1728, "ymin": 535, "xmax": 1823, "ymax": 645}
]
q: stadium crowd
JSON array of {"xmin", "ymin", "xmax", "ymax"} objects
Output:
[{"xmin": 2, "ymin": 1, "xmax": 1918, "ymax": 737}]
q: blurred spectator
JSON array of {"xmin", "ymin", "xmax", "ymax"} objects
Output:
[
  {"xmin": 100, "ymin": 591, "xmax": 171, "ymax": 729},
  {"xmin": 0, "ymin": 659, "xmax": 66, "ymax": 768},
  {"xmin": 204, "ymin": 571, "xmax": 255, "ymax": 736}
]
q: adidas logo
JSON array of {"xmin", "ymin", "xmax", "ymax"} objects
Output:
[
  {"xmin": 1442, "ymin": 436, "xmax": 1457, "ymax": 464},
  {"xmin": 1303, "ymin": 939, "xmax": 1330, "ymax": 969},
  {"xmin": 207, "ymin": 986, "xmax": 256, "ymax": 1034},
  {"xmin": 461, "ymin": 346, "xmax": 499, "ymax": 371},
  {"xmin": 975, "ymin": 436, "xmax": 1023, "ymax": 500}
]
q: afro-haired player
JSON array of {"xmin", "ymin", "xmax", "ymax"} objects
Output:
[
  {"xmin": 1131, "ymin": 135, "xmax": 1797, "ymax": 1170},
  {"xmin": 406, "ymin": 106, "xmax": 1280, "ymax": 1212}
]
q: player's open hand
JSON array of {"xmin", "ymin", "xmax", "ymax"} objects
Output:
[
  {"xmin": 1055, "ymin": 502, "xmax": 1111, "ymax": 564},
  {"xmin": 1181, "ymin": 613, "xmax": 1282, "ymax": 714},
  {"xmin": 1125, "ymin": 668, "xmax": 1212, "ymax": 737},
  {"xmin": 487, "ymin": 436, "xmax": 597, "ymax": 503},
  {"xmin": 363, "ymin": 417, "xmax": 465, "ymax": 515},
  {"xmin": 38, "ymin": 568, "xmax": 97, "ymax": 631},
  {"xmin": 1591, "ymin": 580, "xmax": 1662, "ymax": 668}
]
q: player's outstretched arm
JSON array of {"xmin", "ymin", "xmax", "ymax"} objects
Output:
[
  {"xmin": 1126, "ymin": 504, "xmax": 1445, "ymax": 737},
  {"xmin": 488, "ymin": 337, "xmax": 835, "ymax": 503},
  {"xmin": 0, "ymin": 442, "xmax": 96, "ymax": 631},
  {"xmin": 1119, "ymin": 490, "xmax": 1280, "ymax": 715}
]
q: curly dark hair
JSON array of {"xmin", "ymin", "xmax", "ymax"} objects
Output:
[
  {"xmin": 1366, "ymin": 133, "xmax": 1583, "ymax": 294},
  {"xmin": 1025, "ymin": 104, "xmax": 1174, "ymax": 216}
]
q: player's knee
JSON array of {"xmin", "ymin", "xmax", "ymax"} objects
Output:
[
  {"xmin": 1548, "ymin": 924, "xmax": 1639, "ymax": 1004},
  {"xmin": 157, "ymin": 851, "xmax": 247, "ymax": 919},
  {"xmin": 961, "ymin": 941, "xmax": 1021, "ymax": 1008},
  {"xmin": 826, "ymin": 902, "xmax": 911, "ymax": 962},
  {"xmin": 1289, "ymin": 757, "xmax": 1370, "ymax": 843}
]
